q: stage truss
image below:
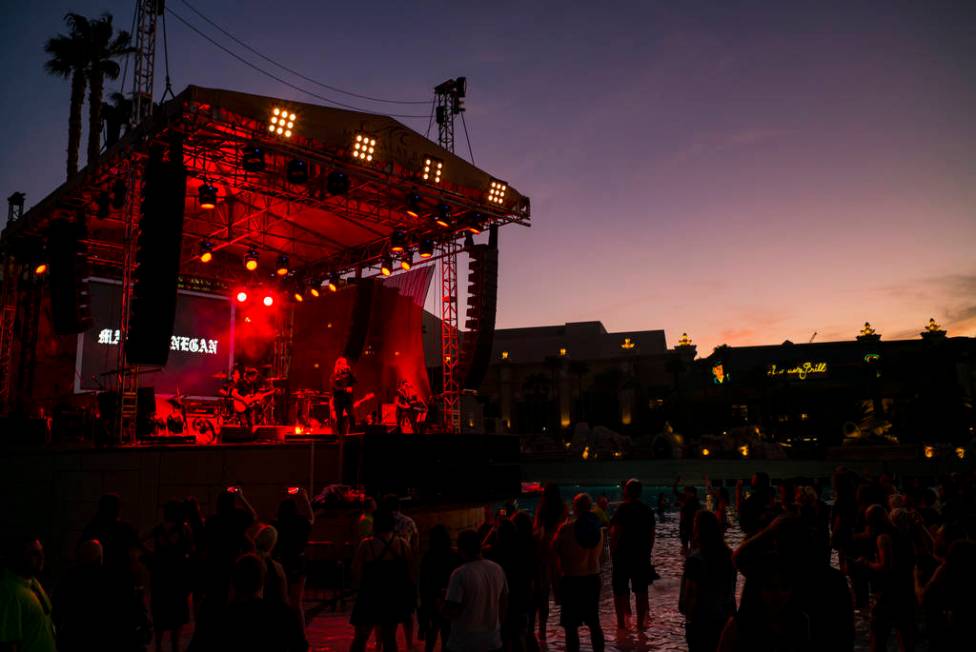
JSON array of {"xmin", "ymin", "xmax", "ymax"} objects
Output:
[{"xmin": 0, "ymin": 86, "xmax": 530, "ymax": 430}]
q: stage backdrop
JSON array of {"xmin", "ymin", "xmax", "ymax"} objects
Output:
[
  {"xmin": 289, "ymin": 267, "xmax": 434, "ymax": 414},
  {"xmin": 75, "ymin": 279, "xmax": 234, "ymax": 396}
]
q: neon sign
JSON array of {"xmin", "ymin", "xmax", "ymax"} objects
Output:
[{"xmin": 767, "ymin": 361, "xmax": 827, "ymax": 380}]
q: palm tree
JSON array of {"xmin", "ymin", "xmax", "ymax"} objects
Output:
[
  {"xmin": 44, "ymin": 14, "xmax": 89, "ymax": 179},
  {"xmin": 82, "ymin": 14, "xmax": 132, "ymax": 166}
]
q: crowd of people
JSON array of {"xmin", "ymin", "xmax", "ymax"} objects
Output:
[
  {"xmin": 1, "ymin": 487, "xmax": 314, "ymax": 652},
  {"xmin": 2, "ymin": 467, "xmax": 974, "ymax": 652}
]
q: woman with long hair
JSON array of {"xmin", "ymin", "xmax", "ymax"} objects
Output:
[
  {"xmin": 680, "ymin": 510, "xmax": 737, "ymax": 652},
  {"xmin": 532, "ymin": 483, "xmax": 566, "ymax": 643}
]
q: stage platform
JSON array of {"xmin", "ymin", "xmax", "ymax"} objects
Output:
[{"xmin": 0, "ymin": 433, "xmax": 521, "ymax": 566}]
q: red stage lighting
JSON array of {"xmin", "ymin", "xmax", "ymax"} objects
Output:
[
  {"xmin": 293, "ymin": 291, "xmax": 304, "ymax": 303},
  {"xmin": 400, "ymin": 252, "xmax": 413, "ymax": 271},
  {"xmin": 34, "ymin": 262, "xmax": 48, "ymax": 276},
  {"xmin": 309, "ymin": 286, "xmax": 320, "ymax": 298},
  {"xmin": 263, "ymin": 295, "xmax": 274, "ymax": 307},
  {"xmin": 236, "ymin": 291, "xmax": 248, "ymax": 303},
  {"xmin": 327, "ymin": 274, "xmax": 339, "ymax": 292},
  {"xmin": 380, "ymin": 256, "xmax": 393, "ymax": 277},
  {"xmin": 419, "ymin": 240, "xmax": 434, "ymax": 258}
]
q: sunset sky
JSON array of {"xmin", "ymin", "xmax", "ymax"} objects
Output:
[{"xmin": 1, "ymin": 1, "xmax": 973, "ymax": 353}]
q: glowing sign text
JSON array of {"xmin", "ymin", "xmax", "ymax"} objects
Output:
[{"xmin": 767, "ymin": 361, "xmax": 827, "ymax": 380}]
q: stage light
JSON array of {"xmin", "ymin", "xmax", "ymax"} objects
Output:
[
  {"xmin": 96, "ymin": 191, "xmax": 111, "ymax": 219},
  {"xmin": 738, "ymin": 445, "xmax": 750, "ymax": 458},
  {"xmin": 701, "ymin": 447, "xmax": 711, "ymax": 457},
  {"xmin": 270, "ymin": 106, "xmax": 296, "ymax": 138},
  {"xmin": 435, "ymin": 204, "xmax": 452, "ymax": 228},
  {"xmin": 263, "ymin": 295, "xmax": 274, "ymax": 307},
  {"xmin": 326, "ymin": 170, "xmax": 349, "ymax": 195},
  {"xmin": 198, "ymin": 182, "xmax": 218, "ymax": 209},
  {"xmin": 924, "ymin": 445, "xmax": 935, "ymax": 459},
  {"xmin": 242, "ymin": 144, "xmax": 265, "ymax": 172},
  {"xmin": 199, "ymin": 241, "xmax": 214, "ymax": 263},
  {"xmin": 34, "ymin": 262, "xmax": 48, "ymax": 276},
  {"xmin": 293, "ymin": 291, "xmax": 304, "ymax": 303},
  {"xmin": 236, "ymin": 291, "xmax": 248, "ymax": 303},
  {"xmin": 405, "ymin": 191, "xmax": 423, "ymax": 218},
  {"xmin": 275, "ymin": 255, "xmax": 290, "ymax": 276},
  {"xmin": 380, "ymin": 256, "xmax": 393, "ymax": 276},
  {"xmin": 419, "ymin": 240, "xmax": 434, "ymax": 258},
  {"xmin": 287, "ymin": 159, "xmax": 308, "ymax": 184},
  {"xmin": 327, "ymin": 273, "xmax": 339, "ymax": 292},
  {"xmin": 463, "ymin": 211, "xmax": 484, "ymax": 234},
  {"xmin": 390, "ymin": 230, "xmax": 407, "ymax": 253},
  {"xmin": 309, "ymin": 285, "xmax": 320, "ymax": 298},
  {"xmin": 352, "ymin": 134, "xmax": 376, "ymax": 162},
  {"xmin": 400, "ymin": 252, "xmax": 413, "ymax": 271},
  {"xmin": 244, "ymin": 249, "xmax": 259, "ymax": 271},
  {"xmin": 488, "ymin": 179, "xmax": 507, "ymax": 204},
  {"xmin": 423, "ymin": 157, "xmax": 443, "ymax": 183}
]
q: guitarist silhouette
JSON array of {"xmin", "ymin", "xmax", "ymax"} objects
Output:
[
  {"xmin": 331, "ymin": 357, "xmax": 357, "ymax": 434},
  {"xmin": 232, "ymin": 367, "xmax": 274, "ymax": 431}
]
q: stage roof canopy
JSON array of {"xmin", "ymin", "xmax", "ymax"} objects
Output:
[{"xmin": 4, "ymin": 85, "xmax": 530, "ymax": 284}]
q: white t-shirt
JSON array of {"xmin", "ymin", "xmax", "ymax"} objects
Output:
[{"xmin": 445, "ymin": 559, "xmax": 508, "ymax": 652}]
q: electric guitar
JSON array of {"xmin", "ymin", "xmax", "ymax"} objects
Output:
[{"xmin": 232, "ymin": 388, "xmax": 280, "ymax": 414}]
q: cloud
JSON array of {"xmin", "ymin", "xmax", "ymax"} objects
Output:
[{"xmin": 877, "ymin": 272, "xmax": 976, "ymax": 337}]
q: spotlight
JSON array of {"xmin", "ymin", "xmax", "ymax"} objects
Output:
[
  {"xmin": 419, "ymin": 240, "xmax": 434, "ymax": 258},
  {"xmin": 463, "ymin": 211, "xmax": 484, "ymax": 234},
  {"xmin": 405, "ymin": 191, "xmax": 423, "ymax": 218},
  {"xmin": 242, "ymin": 144, "xmax": 265, "ymax": 172},
  {"xmin": 198, "ymin": 182, "xmax": 218, "ymax": 209},
  {"xmin": 400, "ymin": 252, "xmax": 413, "ymax": 271},
  {"xmin": 199, "ymin": 241, "xmax": 214, "ymax": 263},
  {"xmin": 390, "ymin": 230, "xmax": 407, "ymax": 253},
  {"xmin": 111, "ymin": 179, "xmax": 127, "ymax": 209},
  {"xmin": 269, "ymin": 106, "xmax": 296, "ymax": 138},
  {"xmin": 287, "ymin": 159, "xmax": 308, "ymax": 184},
  {"xmin": 96, "ymin": 191, "xmax": 111, "ymax": 219},
  {"xmin": 309, "ymin": 285, "xmax": 320, "ymax": 298},
  {"xmin": 423, "ymin": 157, "xmax": 443, "ymax": 183},
  {"xmin": 293, "ymin": 291, "xmax": 304, "ymax": 303},
  {"xmin": 236, "ymin": 291, "xmax": 248, "ymax": 303},
  {"xmin": 380, "ymin": 256, "xmax": 393, "ymax": 276},
  {"xmin": 244, "ymin": 249, "xmax": 259, "ymax": 271},
  {"xmin": 327, "ymin": 273, "xmax": 339, "ymax": 292},
  {"xmin": 488, "ymin": 179, "xmax": 507, "ymax": 204},
  {"xmin": 326, "ymin": 170, "xmax": 349, "ymax": 195},
  {"xmin": 263, "ymin": 295, "xmax": 274, "ymax": 307},
  {"xmin": 352, "ymin": 133, "xmax": 376, "ymax": 162},
  {"xmin": 34, "ymin": 262, "xmax": 48, "ymax": 276},
  {"xmin": 435, "ymin": 204, "xmax": 452, "ymax": 228},
  {"xmin": 275, "ymin": 255, "xmax": 290, "ymax": 277}
]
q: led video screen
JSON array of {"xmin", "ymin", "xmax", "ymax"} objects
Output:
[{"xmin": 75, "ymin": 279, "xmax": 234, "ymax": 397}]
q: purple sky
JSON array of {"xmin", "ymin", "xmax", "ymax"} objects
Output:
[{"xmin": 2, "ymin": 1, "xmax": 974, "ymax": 353}]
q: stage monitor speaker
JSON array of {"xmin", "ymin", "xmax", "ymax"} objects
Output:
[
  {"xmin": 127, "ymin": 140, "xmax": 187, "ymax": 366},
  {"xmin": 220, "ymin": 425, "xmax": 257, "ymax": 443},
  {"xmin": 342, "ymin": 278, "xmax": 376, "ymax": 362},
  {"xmin": 47, "ymin": 217, "xmax": 93, "ymax": 334}
]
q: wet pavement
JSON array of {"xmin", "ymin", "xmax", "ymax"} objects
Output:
[{"xmin": 304, "ymin": 504, "xmax": 926, "ymax": 651}]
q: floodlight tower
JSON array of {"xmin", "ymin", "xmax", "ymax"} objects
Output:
[{"xmin": 434, "ymin": 77, "xmax": 466, "ymax": 434}]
